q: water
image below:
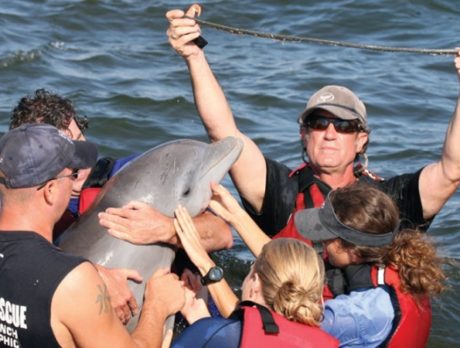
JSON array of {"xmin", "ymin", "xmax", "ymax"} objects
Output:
[{"xmin": 0, "ymin": 1, "xmax": 459, "ymax": 346}]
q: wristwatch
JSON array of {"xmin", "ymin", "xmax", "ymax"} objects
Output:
[{"xmin": 201, "ymin": 266, "xmax": 224, "ymax": 286}]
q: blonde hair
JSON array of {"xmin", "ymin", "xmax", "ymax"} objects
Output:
[{"xmin": 253, "ymin": 238, "xmax": 324, "ymax": 326}]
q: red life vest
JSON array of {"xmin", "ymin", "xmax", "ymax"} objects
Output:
[
  {"xmin": 273, "ymin": 162, "xmax": 383, "ymax": 242},
  {"xmin": 273, "ymin": 163, "xmax": 328, "ymax": 243},
  {"xmin": 79, "ymin": 187, "xmax": 102, "ymax": 214},
  {"xmin": 370, "ymin": 266, "xmax": 431, "ymax": 348},
  {"xmin": 238, "ymin": 301, "xmax": 338, "ymax": 348}
]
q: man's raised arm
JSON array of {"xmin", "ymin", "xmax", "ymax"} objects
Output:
[
  {"xmin": 166, "ymin": 7, "xmax": 268, "ymax": 213},
  {"xmin": 419, "ymin": 49, "xmax": 460, "ymax": 219}
]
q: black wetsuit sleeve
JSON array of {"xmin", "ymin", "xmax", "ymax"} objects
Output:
[
  {"xmin": 377, "ymin": 168, "xmax": 430, "ymax": 231},
  {"xmin": 241, "ymin": 157, "xmax": 298, "ymax": 236}
]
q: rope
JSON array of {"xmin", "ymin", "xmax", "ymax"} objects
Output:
[{"xmin": 188, "ymin": 17, "xmax": 457, "ymax": 56}]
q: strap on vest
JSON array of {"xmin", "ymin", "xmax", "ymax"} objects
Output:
[
  {"xmin": 377, "ymin": 267, "xmax": 385, "ymax": 286},
  {"xmin": 239, "ymin": 300, "xmax": 279, "ymax": 335}
]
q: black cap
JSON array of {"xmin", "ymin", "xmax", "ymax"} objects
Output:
[{"xmin": 0, "ymin": 123, "xmax": 98, "ymax": 188}]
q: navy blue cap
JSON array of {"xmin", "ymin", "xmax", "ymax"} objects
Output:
[{"xmin": 0, "ymin": 123, "xmax": 98, "ymax": 188}]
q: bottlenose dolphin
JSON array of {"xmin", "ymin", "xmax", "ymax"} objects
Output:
[{"xmin": 59, "ymin": 136, "xmax": 243, "ymax": 331}]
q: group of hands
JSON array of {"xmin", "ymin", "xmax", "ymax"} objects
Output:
[{"xmin": 96, "ymin": 182, "xmax": 242, "ymax": 328}]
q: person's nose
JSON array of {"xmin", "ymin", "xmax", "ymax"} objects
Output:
[{"xmin": 323, "ymin": 123, "xmax": 338, "ymax": 139}]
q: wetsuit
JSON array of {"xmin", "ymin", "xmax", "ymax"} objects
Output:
[{"xmin": 0, "ymin": 231, "xmax": 85, "ymax": 347}]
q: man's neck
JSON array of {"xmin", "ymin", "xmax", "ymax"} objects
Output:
[
  {"xmin": 315, "ymin": 166, "xmax": 357, "ymax": 189},
  {"xmin": 0, "ymin": 209, "xmax": 53, "ymax": 242}
]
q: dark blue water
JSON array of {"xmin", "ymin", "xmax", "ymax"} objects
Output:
[{"xmin": 0, "ymin": 1, "xmax": 459, "ymax": 346}]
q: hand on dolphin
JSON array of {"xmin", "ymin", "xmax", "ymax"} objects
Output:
[
  {"xmin": 208, "ymin": 183, "xmax": 271, "ymax": 257},
  {"xmin": 208, "ymin": 183, "xmax": 246, "ymax": 225},
  {"xmin": 101, "ymin": 200, "xmax": 233, "ymax": 252},
  {"xmin": 98, "ymin": 201, "xmax": 177, "ymax": 245},
  {"xmin": 173, "ymin": 205, "xmax": 216, "ymax": 275},
  {"xmin": 95, "ymin": 265, "xmax": 143, "ymax": 324},
  {"xmin": 144, "ymin": 268, "xmax": 186, "ymax": 321},
  {"xmin": 180, "ymin": 268, "xmax": 211, "ymax": 324}
]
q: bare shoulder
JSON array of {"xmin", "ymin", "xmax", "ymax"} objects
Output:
[
  {"xmin": 54, "ymin": 261, "xmax": 112, "ymax": 318},
  {"xmin": 51, "ymin": 261, "xmax": 129, "ymax": 347}
]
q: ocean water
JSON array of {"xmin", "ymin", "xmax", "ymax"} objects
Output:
[{"xmin": 0, "ymin": 1, "xmax": 459, "ymax": 346}]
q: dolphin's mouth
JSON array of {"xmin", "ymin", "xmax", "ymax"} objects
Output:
[{"xmin": 197, "ymin": 136, "xmax": 243, "ymax": 181}]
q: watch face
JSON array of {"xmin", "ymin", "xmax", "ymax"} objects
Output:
[{"xmin": 209, "ymin": 266, "xmax": 224, "ymax": 281}]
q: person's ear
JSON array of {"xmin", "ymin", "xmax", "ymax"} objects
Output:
[
  {"xmin": 355, "ymin": 132, "xmax": 368, "ymax": 154},
  {"xmin": 42, "ymin": 180, "xmax": 57, "ymax": 206},
  {"xmin": 251, "ymin": 272, "xmax": 263, "ymax": 297}
]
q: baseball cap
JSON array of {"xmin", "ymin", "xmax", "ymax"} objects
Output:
[
  {"xmin": 0, "ymin": 123, "xmax": 98, "ymax": 188},
  {"xmin": 299, "ymin": 85, "xmax": 369, "ymax": 131},
  {"xmin": 294, "ymin": 193, "xmax": 395, "ymax": 247}
]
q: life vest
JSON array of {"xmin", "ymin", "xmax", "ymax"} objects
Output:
[
  {"xmin": 369, "ymin": 266, "xmax": 431, "ymax": 348},
  {"xmin": 236, "ymin": 301, "xmax": 338, "ymax": 348},
  {"xmin": 272, "ymin": 163, "xmax": 383, "ymax": 300},
  {"xmin": 272, "ymin": 163, "xmax": 328, "ymax": 243}
]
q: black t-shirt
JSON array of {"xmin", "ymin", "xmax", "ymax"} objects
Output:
[
  {"xmin": 242, "ymin": 157, "xmax": 429, "ymax": 237},
  {"xmin": 0, "ymin": 231, "xmax": 86, "ymax": 348}
]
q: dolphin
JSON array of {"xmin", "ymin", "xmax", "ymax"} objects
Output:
[{"xmin": 58, "ymin": 136, "xmax": 243, "ymax": 331}]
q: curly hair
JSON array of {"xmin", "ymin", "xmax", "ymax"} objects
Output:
[
  {"xmin": 330, "ymin": 184, "xmax": 446, "ymax": 297},
  {"xmin": 253, "ymin": 238, "xmax": 325, "ymax": 326},
  {"xmin": 9, "ymin": 89, "xmax": 88, "ymax": 132}
]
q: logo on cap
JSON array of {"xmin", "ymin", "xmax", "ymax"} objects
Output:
[{"xmin": 318, "ymin": 93, "xmax": 335, "ymax": 103}]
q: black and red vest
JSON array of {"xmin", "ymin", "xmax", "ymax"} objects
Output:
[
  {"xmin": 236, "ymin": 301, "xmax": 339, "ymax": 348},
  {"xmin": 369, "ymin": 266, "xmax": 431, "ymax": 348}
]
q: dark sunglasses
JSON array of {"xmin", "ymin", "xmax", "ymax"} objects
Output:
[
  {"xmin": 303, "ymin": 116, "xmax": 363, "ymax": 134},
  {"xmin": 36, "ymin": 168, "xmax": 80, "ymax": 191}
]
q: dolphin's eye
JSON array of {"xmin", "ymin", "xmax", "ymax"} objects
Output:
[{"xmin": 182, "ymin": 187, "xmax": 191, "ymax": 196}]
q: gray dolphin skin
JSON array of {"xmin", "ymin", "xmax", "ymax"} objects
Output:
[{"xmin": 58, "ymin": 136, "xmax": 243, "ymax": 331}]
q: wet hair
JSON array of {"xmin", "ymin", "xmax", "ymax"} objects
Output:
[
  {"xmin": 330, "ymin": 184, "xmax": 446, "ymax": 297},
  {"xmin": 253, "ymin": 238, "xmax": 325, "ymax": 326},
  {"xmin": 9, "ymin": 89, "xmax": 88, "ymax": 132}
]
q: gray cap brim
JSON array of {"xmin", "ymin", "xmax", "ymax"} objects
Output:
[
  {"xmin": 294, "ymin": 197, "xmax": 395, "ymax": 247},
  {"xmin": 294, "ymin": 207, "xmax": 339, "ymax": 242}
]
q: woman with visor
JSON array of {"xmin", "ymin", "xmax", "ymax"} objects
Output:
[
  {"xmin": 293, "ymin": 184, "xmax": 446, "ymax": 347},
  {"xmin": 205, "ymin": 183, "xmax": 445, "ymax": 347}
]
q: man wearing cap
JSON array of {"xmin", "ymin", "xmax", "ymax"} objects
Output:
[
  {"xmin": 9, "ymin": 88, "xmax": 233, "ymax": 324},
  {"xmin": 163, "ymin": 8, "xmax": 460, "ymax": 241},
  {"xmin": 0, "ymin": 123, "xmax": 185, "ymax": 347},
  {"xmin": 145, "ymin": 9, "xmax": 460, "ymax": 302}
]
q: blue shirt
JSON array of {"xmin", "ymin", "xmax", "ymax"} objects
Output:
[{"xmin": 321, "ymin": 287, "xmax": 394, "ymax": 347}]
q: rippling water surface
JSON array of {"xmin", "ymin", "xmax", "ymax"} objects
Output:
[{"xmin": 1, "ymin": 1, "xmax": 459, "ymax": 346}]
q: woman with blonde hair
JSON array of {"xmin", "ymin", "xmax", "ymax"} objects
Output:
[{"xmin": 171, "ymin": 204, "xmax": 338, "ymax": 348}]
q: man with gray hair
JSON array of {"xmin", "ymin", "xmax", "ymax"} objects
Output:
[{"xmin": 0, "ymin": 123, "xmax": 184, "ymax": 347}]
